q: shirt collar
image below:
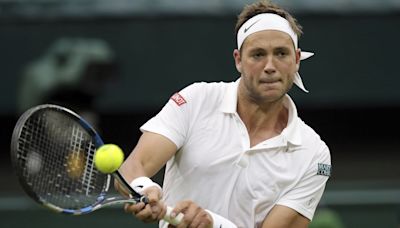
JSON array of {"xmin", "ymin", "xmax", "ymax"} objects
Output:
[
  {"xmin": 220, "ymin": 78, "xmax": 302, "ymax": 146},
  {"xmin": 220, "ymin": 78, "xmax": 240, "ymax": 114},
  {"xmin": 281, "ymin": 95, "xmax": 302, "ymax": 146}
]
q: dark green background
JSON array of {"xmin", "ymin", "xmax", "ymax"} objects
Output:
[{"xmin": 1, "ymin": 14, "xmax": 400, "ymax": 114}]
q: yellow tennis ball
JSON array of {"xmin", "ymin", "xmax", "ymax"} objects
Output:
[{"xmin": 94, "ymin": 144, "xmax": 124, "ymax": 174}]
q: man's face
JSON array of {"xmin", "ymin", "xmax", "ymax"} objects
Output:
[{"xmin": 234, "ymin": 30, "xmax": 300, "ymax": 104}]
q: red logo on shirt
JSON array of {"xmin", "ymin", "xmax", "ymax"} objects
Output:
[{"xmin": 170, "ymin": 93, "xmax": 187, "ymax": 106}]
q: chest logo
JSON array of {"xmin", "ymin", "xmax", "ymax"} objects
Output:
[
  {"xmin": 317, "ymin": 163, "xmax": 331, "ymax": 177},
  {"xmin": 170, "ymin": 93, "xmax": 187, "ymax": 106}
]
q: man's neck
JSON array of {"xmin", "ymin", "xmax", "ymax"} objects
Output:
[{"xmin": 237, "ymin": 94, "xmax": 288, "ymax": 147}]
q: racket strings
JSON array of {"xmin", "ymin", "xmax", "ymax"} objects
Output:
[
  {"xmin": 74, "ymin": 127, "xmax": 96, "ymax": 196},
  {"xmin": 16, "ymin": 110, "xmax": 108, "ymax": 209}
]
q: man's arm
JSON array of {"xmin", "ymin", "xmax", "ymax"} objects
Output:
[
  {"xmin": 262, "ymin": 205, "xmax": 309, "ymax": 228},
  {"xmin": 119, "ymin": 131, "xmax": 177, "ymax": 182},
  {"xmin": 115, "ymin": 131, "xmax": 178, "ymax": 222},
  {"xmin": 117, "ymin": 131, "xmax": 216, "ymax": 227}
]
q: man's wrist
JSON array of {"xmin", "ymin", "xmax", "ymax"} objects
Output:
[{"xmin": 129, "ymin": 176, "xmax": 162, "ymax": 194}]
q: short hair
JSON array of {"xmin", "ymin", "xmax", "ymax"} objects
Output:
[{"xmin": 235, "ymin": 0, "xmax": 303, "ymax": 38}]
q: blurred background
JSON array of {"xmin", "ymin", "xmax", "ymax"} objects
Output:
[{"xmin": 1, "ymin": 0, "xmax": 400, "ymax": 227}]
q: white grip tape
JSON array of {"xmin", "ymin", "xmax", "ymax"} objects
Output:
[
  {"xmin": 164, "ymin": 206, "xmax": 184, "ymax": 226},
  {"xmin": 205, "ymin": 210, "xmax": 237, "ymax": 228},
  {"xmin": 129, "ymin": 176, "xmax": 162, "ymax": 194}
]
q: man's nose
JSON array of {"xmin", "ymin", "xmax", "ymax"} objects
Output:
[{"xmin": 264, "ymin": 56, "xmax": 276, "ymax": 74}]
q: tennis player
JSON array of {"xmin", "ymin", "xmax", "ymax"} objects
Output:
[{"xmin": 118, "ymin": 1, "xmax": 331, "ymax": 227}]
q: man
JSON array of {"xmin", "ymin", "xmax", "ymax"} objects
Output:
[{"xmin": 118, "ymin": 1, "xmax": 331, "ymax": 227}]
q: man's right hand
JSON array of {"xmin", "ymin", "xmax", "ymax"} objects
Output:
[{"xmin": 124, "ymin": 186, "xmax": 167, "ymax": 223}]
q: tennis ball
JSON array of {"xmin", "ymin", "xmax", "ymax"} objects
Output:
[{"xmin": 94, "ymin": 144, "xmax": 124, "ymax": 174}]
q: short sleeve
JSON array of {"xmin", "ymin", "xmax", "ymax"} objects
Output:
[
  {"xmin": 140, "ymin": 83, "xmax": 203, "ymax": 149},
  {"xmin": 276, "ymin": 143, "xmax": 331, "ymax": 220}
]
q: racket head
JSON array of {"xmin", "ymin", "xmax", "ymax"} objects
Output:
[{"xmin": 10, "ymin": 104, "xmax": 110, "ymax": 214}]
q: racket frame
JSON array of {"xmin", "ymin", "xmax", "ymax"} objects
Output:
[
  {"xmin": 10, "ymin": 104, "xmax": 146, "ymax": 215},
  {"xmin": 11, "ymin": 104, "xmax": 182, "ymax": 225}
]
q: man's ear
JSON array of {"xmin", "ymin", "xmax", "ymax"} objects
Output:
[
  {"xmin": 233, "ymin": 49, "xmax": 242, "ymax": 73},
  {"xmin": 295, "ymin": 49, "xmax": 301, "ymax": 72}
]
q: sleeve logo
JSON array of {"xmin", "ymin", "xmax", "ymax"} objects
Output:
[
  {"xmin": 317, "ymin": 163, "xmax": 332, "ymax": 177},
  {"xmin": 170, "ymin": 93, "xmax": 187, "ymax": 106}
]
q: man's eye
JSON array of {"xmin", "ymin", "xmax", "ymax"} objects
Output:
[
  {"xmin": 253, "ymin": 53, "xmax": 264, "ymax": 58},
  {"xmin": 277, "ymin": 51, "xmax": 287, "ymax": 57},
  {"xmin": 275, "ymin": 49, "xmax": 291, "ymax": 57}
]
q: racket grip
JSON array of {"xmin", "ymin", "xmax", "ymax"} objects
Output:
[{"xmin": 164, "ymin": 206, "xmax": 184, "ymax": 226}]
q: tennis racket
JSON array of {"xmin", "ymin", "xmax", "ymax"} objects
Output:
[{"xmin": 10, "ymin": 104, "xmax": 183, "ymax": 225}]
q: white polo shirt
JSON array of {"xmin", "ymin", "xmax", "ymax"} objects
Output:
[{"xmin": 140, "ymin": 80, "xmax": 331, "ymax": 228}]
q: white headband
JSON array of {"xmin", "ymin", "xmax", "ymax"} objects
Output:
[{"xmin": 237, "ymin": 13, "xmax": 314, "ymax": 93}]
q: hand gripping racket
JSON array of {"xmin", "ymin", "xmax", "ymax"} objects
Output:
[{"xmin": 10, "ymin": 104, "xmax": 183, "ymax": 225}]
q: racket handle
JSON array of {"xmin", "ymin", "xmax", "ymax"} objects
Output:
[{"xmin": 164, "ymin": 206, "xmax": 184, "ymax": 226}]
